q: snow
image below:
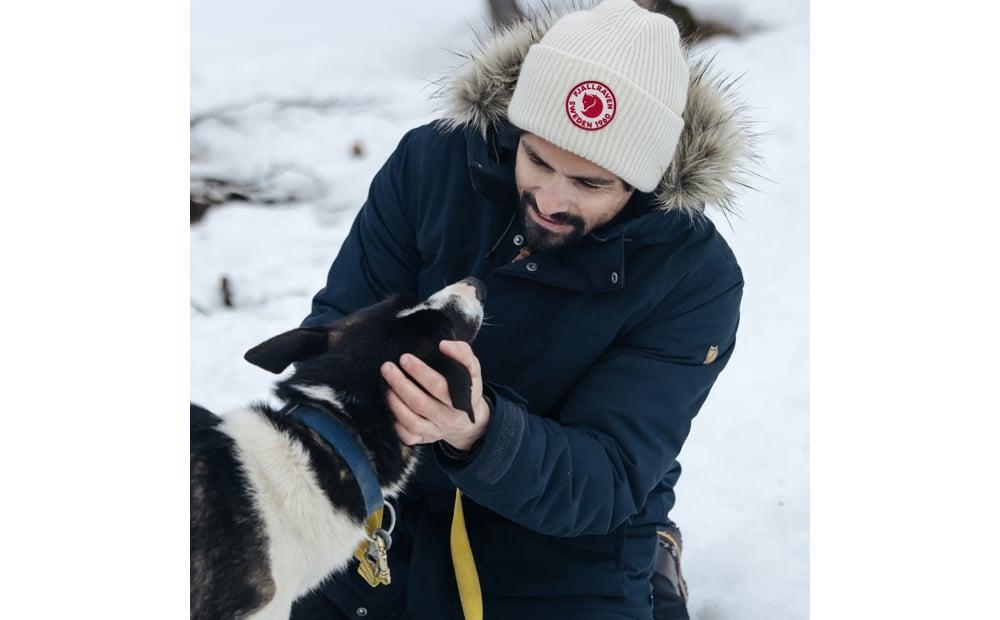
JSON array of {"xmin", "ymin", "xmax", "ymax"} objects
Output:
[{"xmin": 191, "ymin": 1, "xmax": 809, "ymax": 618}]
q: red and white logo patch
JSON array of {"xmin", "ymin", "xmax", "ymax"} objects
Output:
[{"xmin": 565, "ymin": 80, "xmax": 616, "ymax": 131}]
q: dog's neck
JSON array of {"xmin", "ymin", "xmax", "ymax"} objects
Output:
[
  {"xmin": 286, "ymin": 402, "xmax": 385, "ymax": 517},
  {"xmin": 263, "ymin": 377, "xmax": 415, "ymax": 505}
]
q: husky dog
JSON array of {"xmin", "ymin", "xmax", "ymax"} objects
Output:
[{"xmin": 191, "ymin": 278, "xmax": 486, "ymax": 620}]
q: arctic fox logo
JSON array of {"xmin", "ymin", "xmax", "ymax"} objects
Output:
[
  {"xmin": 565, "ymin": 80, "xmax": 616, "ymax": 131},
  {"xmin": 581, "ymin": 93, "xmax": 603, "ymax": 118}
]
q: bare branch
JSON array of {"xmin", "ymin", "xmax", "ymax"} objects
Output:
[
  {"xmin": 191, "ymin": 95, "xmax": 377, "ymax": 129},
  {"xmin": 190, "ymin": 164, "xmax": 329, "ymax": 223}
]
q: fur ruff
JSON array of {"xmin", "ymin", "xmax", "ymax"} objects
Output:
[{"xmin": 432, "ymin": 1, "xmax": 759, "ymax": 217}]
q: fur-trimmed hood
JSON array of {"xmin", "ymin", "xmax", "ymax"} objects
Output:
[{"xmin": 432, "ymin": 2, "xmax": 757, "ymax": 217}]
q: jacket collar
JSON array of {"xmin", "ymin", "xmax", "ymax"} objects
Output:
[
  {"xmin": 467, "ymin": 123, "xmax": 699, "ymax": 292},
  {"xmin": 465, "ymin": 121, "xmax": 519, "ymax": 207}
]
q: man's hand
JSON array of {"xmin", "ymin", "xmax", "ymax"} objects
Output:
[{"xmin": 381, "ymin": 340, "xmax": 490, "ymax": 451}]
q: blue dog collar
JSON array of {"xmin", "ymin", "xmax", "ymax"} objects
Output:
[{"xmin": 289, "ymin": 404, "xmax": 383, "ymax": 518}]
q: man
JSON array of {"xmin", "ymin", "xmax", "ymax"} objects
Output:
[{"xmin": 291, "ymin": 0, "xmax": 753, "ymax": 618}]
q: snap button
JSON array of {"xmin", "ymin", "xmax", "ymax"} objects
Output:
[
  {"xmin": 526, "ymin": 262, "xmax": 538, "ymax": 272},
  {"xmin": 610, "ymin": 271, "xmax": 619, "ymax": 284},
  {"xmin": 513, "ymin": 234, "xmax": 524, "ymax": 246},
  {"xmin": 356, "ymin": 608, "xmax": 368, "ymax": 617}
]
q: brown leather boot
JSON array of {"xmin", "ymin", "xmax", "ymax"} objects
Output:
[{"xmin": 652, "ymin": 520, "xmax": 689, "ymax": 619}]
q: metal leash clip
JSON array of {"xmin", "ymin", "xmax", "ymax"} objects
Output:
[{"xmin": 356, "ymin": 501, "xmax": 396, "ymax": 587}]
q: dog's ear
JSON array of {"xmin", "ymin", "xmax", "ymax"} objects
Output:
[
  {"xmin": 244, "ymin": 327, "xmax": 328, "ymax": 374},
  {"xmin": 426, "ymin": 352, "xmax": 476, "ymax": 424}
]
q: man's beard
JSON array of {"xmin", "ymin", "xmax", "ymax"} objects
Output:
[{"xmin": 517, "ymin": 190, "xmax": 586, "ymax": 251}]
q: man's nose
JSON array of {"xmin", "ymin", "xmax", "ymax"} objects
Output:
[{"xmin": 535, "ymin": 179, "xmax": 571, "ymax": 217}]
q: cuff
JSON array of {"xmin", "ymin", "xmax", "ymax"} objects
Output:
[
  {"xmin": 435, "ymin": 436, "xmax": 482, "ymax": 464},
  {"xmin": 434, "ymin": 397, "xmax": 489, "ymax": 464},
  {"xmin": 434, "ymin": 383, "xmax": 527, "ymax": 487}
]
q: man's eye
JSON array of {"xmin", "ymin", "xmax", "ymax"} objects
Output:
[{"xmin": 578, "ymin": 181, "xmax": 601, "ymax": 191}]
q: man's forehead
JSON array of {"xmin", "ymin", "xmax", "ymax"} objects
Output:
[{"xmin": 519, "ymin": 132, "xmax": 618, "ymax": 182}]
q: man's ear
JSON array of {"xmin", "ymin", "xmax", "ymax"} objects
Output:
[
  {"xmin": 244, "ymin": 327, "xmax": 328, "ymax": 374},
  {"xmin": 426, "ymin": 351, "xmax": 476, "ymax": 424}
]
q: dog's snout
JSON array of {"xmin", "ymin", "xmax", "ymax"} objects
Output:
[{"xmin": 458, "ymin": 277, "xmax": 487, "ymax": 302}]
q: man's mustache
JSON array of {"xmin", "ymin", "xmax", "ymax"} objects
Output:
[{"xmin": 520, "ymin": 192, "xmax": 584, "ymax": 230}]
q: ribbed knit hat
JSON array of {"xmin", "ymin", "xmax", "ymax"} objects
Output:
[{"xmin": 507, "ymin": 0, "xmax": 689, "ymax": 193}]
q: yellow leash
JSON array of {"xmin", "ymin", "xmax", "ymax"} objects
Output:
[{"xmin": 450, "ymin": 489, "xmax": 483, "ymax": 620}]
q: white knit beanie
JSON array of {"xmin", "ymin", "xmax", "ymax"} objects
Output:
[{"xmin": 507, "ymin": 0, "xmax": 689, "ymax": 193}]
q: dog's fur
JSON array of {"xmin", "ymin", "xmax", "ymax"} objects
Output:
[
  {"xmin": 431, "ymin": 0, "xmax": 760, "ymax": 217},
  {"xmin": 191, "ymin": 282, "xmax": 485, "ymax": 620}
]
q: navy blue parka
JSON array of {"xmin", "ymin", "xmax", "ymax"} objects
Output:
[{"xmin": 300, "ymin": 116, "xmax": 743, "ymax": 619}]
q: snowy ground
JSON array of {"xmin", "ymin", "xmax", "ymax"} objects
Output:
[{"xmin": 191, "ymin": 1, "xmax": 808, "ymax": 618}]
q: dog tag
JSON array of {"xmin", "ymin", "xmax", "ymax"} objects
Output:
[
  {"xmin": 357, "ymin": 535, "xmax": 391, "ymax": 586},
  {"xmin": 354, "ymin": 507, "xmax": 394, "ymax": 587}
]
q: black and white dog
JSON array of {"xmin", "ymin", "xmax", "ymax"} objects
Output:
[{"xmin": 191, "ymin": 279, "xmax": 486, "ymax": 620}]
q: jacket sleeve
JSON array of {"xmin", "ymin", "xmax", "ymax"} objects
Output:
[
  {"xmin": 301, "ymin": 130, "xmax": 422, "ymax": 327},
  {"xmin": 435, "ymin": 268, "xmax": 743, "ymax": 537}
]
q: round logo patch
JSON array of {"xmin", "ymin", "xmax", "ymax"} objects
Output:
[{"xmin": 565, "ymin": 81, "xmax": 616, "ymax": 131}]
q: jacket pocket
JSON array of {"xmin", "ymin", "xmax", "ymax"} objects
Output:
[{"xmin": 468, "ymin": 511, "xmax": 628, "ymax": 600}]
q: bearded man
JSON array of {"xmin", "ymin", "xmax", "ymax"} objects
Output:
[{"xmin": 292, "ymin": 1, "xmax": 753, "ymax": 618}]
